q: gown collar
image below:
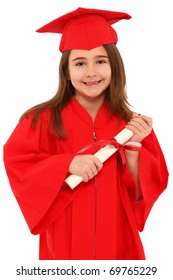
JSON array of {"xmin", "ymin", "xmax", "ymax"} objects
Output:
[{"xmin": 68, "ymin": 97, "xmax": 111, "ymax": 127}]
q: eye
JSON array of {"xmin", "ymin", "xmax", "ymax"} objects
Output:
[
  {"xmin": 96, "ymin": 59, "xmax": 107, "ymax": 64},
  {"xmin": 75, "ymin": 61, "xmax": 86, "ymax": 67}
]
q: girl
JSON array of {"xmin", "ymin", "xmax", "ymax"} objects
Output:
[{"xmin": 3, "ymin": 7, "xmax": 168, "ymax": 260}]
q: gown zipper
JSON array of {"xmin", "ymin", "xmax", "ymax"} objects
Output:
[
  {"xmin": 93, "ymin": 131, "xmax": 97, "ymax": 142},
  {"xmin": 93, "ymin": 129, "xmax": 97, "ymax": 259}
]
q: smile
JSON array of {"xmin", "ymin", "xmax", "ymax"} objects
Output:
[{"xmin": 83, "ymin": 80, "xmax": 101, "ymax": 86}]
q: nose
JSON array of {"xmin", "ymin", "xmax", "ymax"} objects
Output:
[{"xmin": 86, "ymin": 63, "xmax": 97, "ymax": 77}]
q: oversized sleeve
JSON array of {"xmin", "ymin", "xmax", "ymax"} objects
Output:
[
  {"xmin": 118, "ymin": 129, "xmax": 169, "ymax": 232},
  {"xmin": 3, "ymin": 112, "xmax": 79, "ymax": 235}
]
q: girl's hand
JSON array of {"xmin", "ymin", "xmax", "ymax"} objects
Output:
[
  {"xmin": 68, "ymin": 154, "xmax": 103, "ymax": 182},
  {"xmin": 126, "ymin": 113, "xmax": 153, "ymax": 142}
]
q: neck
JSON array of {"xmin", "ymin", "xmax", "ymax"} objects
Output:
[{"xmin": 74, "ymin": 94, "xmax": 105, "ymax": 121}]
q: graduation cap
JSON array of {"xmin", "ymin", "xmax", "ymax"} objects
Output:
[{"xmin": 36, "ymin": 7, "xmax": 131, "ymax": 52}]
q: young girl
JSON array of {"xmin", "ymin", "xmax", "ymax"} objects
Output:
[{"xmin": 3, "ymin": 7, "xmax": 168, "ymax": 260}]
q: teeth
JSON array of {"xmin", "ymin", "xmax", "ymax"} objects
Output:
[{"xmin": 85, "ymin": 81, "xmax": 99, "ymax": 86}]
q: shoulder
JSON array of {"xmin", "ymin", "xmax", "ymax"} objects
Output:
[{"xmin": 20, "ymin": 108, "xmax": 52, "ymax": 124}]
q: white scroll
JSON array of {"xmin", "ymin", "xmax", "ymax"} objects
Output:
[{"xmin": 65, "ymin": 128, "xmax": 133, "ymax": 189}]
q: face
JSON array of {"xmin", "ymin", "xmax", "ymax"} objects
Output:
[{"xmin": 68, "ymin": 46, "xmax": 111, "ymax": 103}]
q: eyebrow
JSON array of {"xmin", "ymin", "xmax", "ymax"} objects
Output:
[{"xmin": 72, "ymin": 55, "xmax": 109, "ymax": 62}]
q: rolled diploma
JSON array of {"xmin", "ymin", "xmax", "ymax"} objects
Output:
[{"xmin": 65, "ymin": 128, "xmax": 133, "ymax": 189}]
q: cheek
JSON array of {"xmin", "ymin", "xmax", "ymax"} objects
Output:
[
  {"xmin": 103, "ymin": 66, "xmax": 111, "ymax": 81},
  {"xmin": 69, "ymin": 68, "xmax": 83, "ymax": 82},
  {"xmin": 70, "ymin": 75, "xmax": 81, "ymax": 86}
]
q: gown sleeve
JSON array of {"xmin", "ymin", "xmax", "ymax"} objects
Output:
[
  {"xmin": 118, "ymin": 129, "xmax": 169, "ymax": 232},
  {"xmin": 3, "ymin": 112, "xmax": 79, "ymax": 235}
]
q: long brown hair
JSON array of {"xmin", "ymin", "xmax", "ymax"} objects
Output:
[{"xmin": 20, "ymin": 43, "xmax": 133, "ymax": 139}]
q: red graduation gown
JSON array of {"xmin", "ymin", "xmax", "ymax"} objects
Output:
[{"xmin": 3, "ymin": 98, "xmax": 168, "ymax": 260}]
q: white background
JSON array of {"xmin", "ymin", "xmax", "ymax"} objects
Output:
[{"xmin": 0, "ymin": 0, "xmax": 172, "ymax": 273}]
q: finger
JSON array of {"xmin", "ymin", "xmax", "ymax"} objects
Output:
[
  {"xmin": 139, "ymin": 115, "xmax": 153, "ymax": 127},
  {"xmin": 84, "ymin": 157, "xmax": 103, "ymax": 181},
  {"xmin": 130, "ymin": 115, "xmax": 151, "ymax": 130},
  {"xmin": 131, "ymin": 112, "xmax": 153, "ymax": 128},
  {"xmin": 82, "ymin": 169, "xmax": 96, "ymax": 182},
  {"xmin": 90, "ymin": 164, "xmax": 99, "ymax": 176},
  {"xmin": 86, "ymin": 166, "xmax": 96, "ymax": 179},
  {"xmin": 93, "ymin": 156, "xmax": 103, "ymax": 171},
  {"xmin": 127, "ymin": 119, "xmax": 146, "ymax": 133},
  {"xmin": 81, "ymin": 172, "xmax": 88, "ymax": 182},
  {"xmin": 83, "ymin": 176, "xmax": 89, "ymax": 182},
  {"xmin": 132, "ymin": 112, "xmax": 141, "ymax": 118},
  {"xmin": 126, "ymin": 125, "xmax": 142, "ymax": 137}
]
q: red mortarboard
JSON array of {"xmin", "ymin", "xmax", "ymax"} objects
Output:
[{"xmin": 36, "ymin": 7, "xmax": 131, "ymax": 52}]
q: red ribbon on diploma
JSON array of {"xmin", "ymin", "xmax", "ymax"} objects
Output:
[
  {"xmin": 65, "ymin": 128, "xmax": 141, "ymax": 189},
  {"xmin": 76, "ymin": 138, "xmax": 141, "ymax": 155}
]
